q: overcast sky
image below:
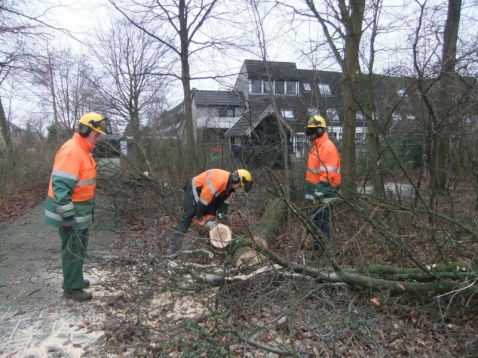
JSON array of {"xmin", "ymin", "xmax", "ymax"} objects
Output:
[{"xmin": 6, "ymin": 0, "xmax": 478, "ymax": 128}]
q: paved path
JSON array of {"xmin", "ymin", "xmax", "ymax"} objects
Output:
[{"xmin": 0, "ymin": 197, "xmax": 115, "ymax": 357}]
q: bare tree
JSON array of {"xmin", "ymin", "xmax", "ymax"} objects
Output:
[
  {"xmin": 28, "ymin": 46, "xmax": 98, "ymax": 134},
  {"xmin": 107, "ymin": 0, "xmax": 228, "ymax": 162},
  {"xmin": 90, "ymin": 20, "xmax": 170, "ymax": 144}
]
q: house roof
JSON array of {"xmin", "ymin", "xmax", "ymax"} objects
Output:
[
  {"xmin": 192, "ymin": 90, "xmax": 244, "ymax": 107},
  {"xmin": 226, "ymin": 97, "xmax": 296, "ymax": 137},
  {"xmin": 243, "ymin": 59, "xmax": 300, "ymax": 81}
]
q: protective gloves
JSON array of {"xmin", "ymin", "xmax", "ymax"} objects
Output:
[
  {"xmin": 61, "ymin": 216, "xmax": 76, "ymax": 233},
  {"xmin": 204, "ymin": 220, "xmax": 217, "ymax": 230},
  {"xmin": 193, "ymin": 214, "xmax": 217, "ymax": 230},
  {"xmin": 215, "ymin": 213, "xmax": 227, "ymax": 222}
]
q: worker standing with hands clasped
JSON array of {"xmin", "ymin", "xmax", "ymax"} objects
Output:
[
  {"xmin": 165, "ymin": 169, "xmax": 253, "ymax": 255},
  {"xmin": 305, "ymin": 115, "xmax": 341, "ymax": 253},
  {"xmin": 45, "ymin": 112, "xmax": 111, "ymax": 302}
]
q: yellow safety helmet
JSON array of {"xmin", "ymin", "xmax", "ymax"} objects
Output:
[
  {"xmin": 78, "ymin": 112, "xmax": 111, "ymax": 135},
  {"xmin": 236, "ymin": 169, "xmax": 253, "ymax": 193},
  {"xmin": 306, "ymin": 115, "xmax": 326, "ymax": 136}
]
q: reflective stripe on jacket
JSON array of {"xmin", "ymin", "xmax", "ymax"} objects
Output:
[
  {"xmin": 192, "ymin": 169, "xmax": 232, "ymax": 207},
  {"xmin": 44, "ymin": 133, "xmax": 97, "ymax": 229},
  {"xmin": 305, "ymin": 132, "xmax": 341, "ymax": 201}
]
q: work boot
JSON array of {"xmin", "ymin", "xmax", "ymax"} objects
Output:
[
  {"xmin": 165, "ymin": 235, "xmax": 182, "ymax": 256},
  {"xmin": 64, "ymin": 289, "xmax": 93, "ymax": 302},
  {"xmin": 62, "ymin": 279, "xmax": 90, "ymax": 290}
]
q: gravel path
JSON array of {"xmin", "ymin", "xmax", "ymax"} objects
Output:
[{"xmin": 0, "ymin": 197, "xmax": 115, "ymax": 357}]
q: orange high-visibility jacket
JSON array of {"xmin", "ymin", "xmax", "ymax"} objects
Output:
[
  {"xmin": 306, "ymin": 132, "xmax": 341, "ymax": 188},
  {"xmin": 44, "ymin": 133, "xmax": 97, "ymax": 229},
  {"xmin": 192, "ymin": 169, "xmax": 232, "ymax": 207}
]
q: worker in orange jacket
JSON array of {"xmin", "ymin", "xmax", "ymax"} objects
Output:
[
  {"xmin": 305, "ymin": 115, "xmax": 341, "ymax": 252},
  {"xmin": 165, "ymin": 168, "xmax": 253, "ymax": 255},
  {"xmin": 45, "ymin": 112, "xmax": 111, "ymax": 302}
]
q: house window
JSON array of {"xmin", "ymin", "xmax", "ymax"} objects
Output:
[
  {"xmin": 281, "ymin": 109, "xmax": 294, "ymax": 119},
  {"xmin": 397, "ymin": 89, "xmax": 407, "ymax": 97},
  {"xmin": 318, "ymin": 83, "xmax": 332, "ymax": 96},
  {"xmin": 392, "ymin": 112, "xmax": 401, "ymax": 121},
  {"xmin": 250, "ymin": 79, "xmax": 262, "ymax": 93},
  {"xmin": 308, "ymin": 107, "xmax": 319, "ymax": 116},
  {"xmin": 275, "ymin": 80, "xmax": 285, "ymax": 94},
  {"xmin": 286, "ymin": 81, "xmax": 297, "ymax": 95},
  {"xmin": 303, "ymin": 82, "xmax": 312, "ymax": 92},
  {"xmin": 356, "ymin": 111, "xmax": 365, "ymax": 121},
  {"xmin": 264, "ymin": 80, "xmax": 272, "ymax": 93},
  {"xmin": 326, "ymin": 108, "xmax": 339, "ymax": 122},
  {"xmin": 355, "ymin": 132, "xmax": 364, "ymax": 144},
  {"xmin": 219, "ymin": 107, "xmax": 235, "ymax": 117}
]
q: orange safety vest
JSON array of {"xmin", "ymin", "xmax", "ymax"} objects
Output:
[
  {"xmin": 306, "ymin": 132, "xmax": 341, "ymax": 187},
  {"xmin": 192, "ymin": 169, "xmax": 232, "ymax": 206},
  {"xmin": 47, "ymin": 133, "xmax": 97, "ymax": 203}
]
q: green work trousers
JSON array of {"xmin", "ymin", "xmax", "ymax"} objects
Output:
[{"xmin": 59, "ymin": 228, "xmax": 89, "ymax": 289}]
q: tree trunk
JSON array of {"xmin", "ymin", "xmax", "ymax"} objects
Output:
[
  {"xmin": 179, "ymin": 0, "xmax": 196, "ymax": 162},
  {"xmin": 429, "ymin": 0, "xmax": 462, "ymax": 192},
  {"xmin": 339, "ymin": 0, "xmax": 365, "ymax": 196},
  {"xmin": 232, "ymin": 197, "xmax": 286, "ymax": 267},
  {"xmin": 0, "ymin": 95, "xmax": 13, "ymax": 158}
]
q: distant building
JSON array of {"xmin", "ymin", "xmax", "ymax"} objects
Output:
[{"xmin": 156, "ymin": 59, "xmax": 478, "ymax": 167}]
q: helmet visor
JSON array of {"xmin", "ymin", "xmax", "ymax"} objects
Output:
[
  {"xmin": 90, "ymin": 117, "xmax": 112, "ymax": 135},
  {"xmin": 243, "ymin": 180, "xmax": 253, "ymax": 193},
  {"xmin": 306, "ymin": 127, "xmax": 318, "ymax": 136},
  {"xmin": 99, "ymin": 118, "xmax": 112, "ymax": 134}
]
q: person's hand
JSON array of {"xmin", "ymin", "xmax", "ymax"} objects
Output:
[
  {"xmin": 215, "ymin": 213, "xmax": 227, "ymax": 222},
  {"xmin": 313, "ymin": 190, "xmax": 324, "ymax": 201},
  {"xmin": 61, "ymin": 216, "xmax": 76, "ymax": 233},
  {"xmin": 204, "ymin": 220, "xmax": 217, "ymax": 230},
  {"xmin": 193, "ymin": 215, "xmax": 216, "ymax": 229},
  {"xmin": 312, "ymin": 191, "xmax": 324, "ymax": 208}
]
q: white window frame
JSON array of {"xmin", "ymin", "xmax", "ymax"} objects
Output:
[
  {"xmin": 326, "ymin": 108, "xmax": 339, "ymax": 122},
  {"xmin": 392, "ymin": 112, "xmax": 402, "ymax": 121},
  {"xmin": 281, "ymin": 109, "xmax": 294, "ymax": 119},
  {"xmin": 286, "ymin": 81, "xmax": 297, "ymax": 95},
  {"xmin": 318, "ymin": 83, "xmax": 332, "ymax": 96},
  {"xmin": 249, "ymin": 79, "xmax": 262, "ymax": 93},
  {"xmin": 308, "ymin": 107, "xmax": 319, "ymax": 116}
]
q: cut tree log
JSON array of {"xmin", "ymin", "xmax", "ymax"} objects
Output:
[
  {"xmin": 232, "ymin": 198, "xmax": 286, "ymax": 267},
  {"xmin": 209, "ymin": 223, "xmax": 232, "ymax": 248}
]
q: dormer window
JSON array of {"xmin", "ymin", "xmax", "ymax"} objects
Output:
[
  {"xmin": 308, "ymin": 107, "xmax": 319, "ymax": 116},
  {"xmin": 275, "ymin": 81, "xmax": 285, "ymax": 94},
  {"xmin": 219, "ymin": 107, "xmax": 235, "ymax": 117},
  {"xmin": 250, "ymin": 79, "xmax": 262, "ymax": 93},
  {"xmin": 286, "ymin": 81, "xmax": 297, "ymax": 94},
  {"xmin": 281, "ymin": 109, "xmax": 294, "ymax": 119},
  {"xmin": 303, "ymin": 82, "xmax": 312, "ymax": 92},
  {"xmin": 318, "ymin": 83, "xmax": 332, "ymax": 96},
  {"xmin": 326, "ymin": 108, "xmax": 339, "ymax": 121}
]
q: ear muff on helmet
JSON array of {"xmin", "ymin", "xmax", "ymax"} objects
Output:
[
  {"xmin": 231, "ymin": 173, "xmax": 240, "ymax": 184},
  {"xmin": 78, "ymin": 123, "xmax": 91, "ymax": 137},
  {"xmin": 306, "ymin": 115, "xmax": 326, "ymax": 136}
]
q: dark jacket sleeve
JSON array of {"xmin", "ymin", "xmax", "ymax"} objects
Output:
[{"xmin": 196, "ymin": 202, "xmax": 208, "ymax": 219}]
